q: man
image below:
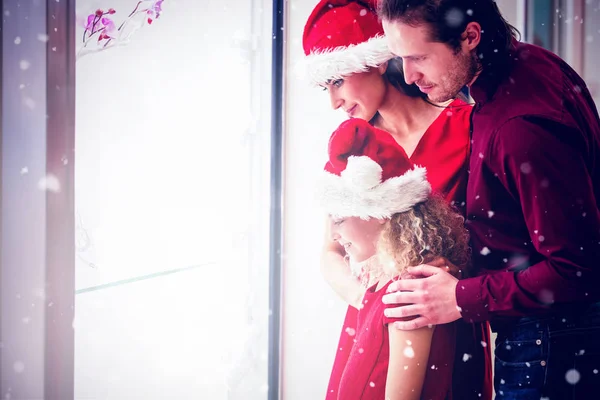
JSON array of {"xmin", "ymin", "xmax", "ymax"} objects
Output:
[{"xmin": 377, "ymin": 0, "xmax": 600, "ymax": 398}]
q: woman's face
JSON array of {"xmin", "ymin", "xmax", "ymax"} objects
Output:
[
  {"xmin": 321, "ymin": 65, "xmax": 388, "ymax": 121},
  {"xmin": 329, "ymin": 215, "xmax": 387, "ymax": 263}
]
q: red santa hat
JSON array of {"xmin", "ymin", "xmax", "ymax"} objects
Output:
[
  {"xmin": 319, "ymin": 118, "xmax": 431, "ymax": 219},
  {"xmin": 301, "ymin": 0, "xmax": 393, "ymax": 86}
]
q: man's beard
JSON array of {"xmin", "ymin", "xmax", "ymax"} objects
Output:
[{"xmin": 429, "ymin": 51, "xmax": 480, "ymax": 103}]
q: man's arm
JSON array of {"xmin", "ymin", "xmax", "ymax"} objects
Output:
[
  {"xmin": 382, "ymin": 117, "xmax": 600, "ymax": 329},
  {"xmin": 321, "ymin": 217, "xmax": 365, "ymax": 309},
  {"xmin": 457, "ymin": 117, "xmax": 600, "ymax": 322}
]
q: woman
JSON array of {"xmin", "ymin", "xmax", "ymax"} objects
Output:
[
  {"xmin": 302, "ymin": 1, "xmax": 492, "ymax": 399},
  {"xmin": 319, "ymin": 118, "xmax": 470, "ymax": 399}
]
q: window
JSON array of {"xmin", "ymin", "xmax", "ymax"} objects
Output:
[
  {"xmin": 583, "ymin": 0, "xmax": 600, "ymax": 105},
  {"xmin": 523, "ymin": 0, "xmax": 598, "ymax": 105},
  {"xmin": 74, "ymin": 0, "xmax": 275, "ymax": 398}
]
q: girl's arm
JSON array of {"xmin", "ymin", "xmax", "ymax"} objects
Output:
[
  {"xmin": 320, "ymin": 217, "xmax": 365, "ymax": 309},
  {"xmin": 385, "ymin": 323, "xmax": 435, "ymax": 400}
]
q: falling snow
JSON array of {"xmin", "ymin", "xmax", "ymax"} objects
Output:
[
  {"xmin": 538, "ymin": 289, "xmax": 554, "ymax": 304},
  {"xmin": 403, "ymin": 346, "xmax": 415, "ymax": 358},
  {"xmin": 463, "ymin": 353, "xmax": 472, "ymax": 362},
  {"xmin": 445, "ymin": 8, "xmax": 464, "ymax": 28},
  {"xmin": 13, "ymin": 361, "xmax": 25, "ymax": 373},
  {"xmin": 23, "ymin": 97, "xmax": 36, "ymax": 110},
  {"xmin": 565, "ymin": 368, "xmax": 581, "ymax": 385},
  {"xmin": 38, "ymin": 174, "xmax": 61, "ymax": 192},
  {"xmin": 20, "ymin": 60, "xmax": 31, "ymax": 70},
  {"xmin": 480, "ymin": 247, "xmax": 491, "ymax": 256},
  {"xmin": 520, "ymin": 162, "xmax": 532, "ymax": 174}
]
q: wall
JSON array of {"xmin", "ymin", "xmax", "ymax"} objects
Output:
[{"xmin": 281, "ymin": 0, "xmax": 348, "ymax": 398}]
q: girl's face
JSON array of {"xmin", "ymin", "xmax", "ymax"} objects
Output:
[
  {"xmin": 329, "ymin": 215, "xmax": 387, "ymax": 263},
  {"xmin": 321, "ymin": 64, "xmax": 388, "ymax": 121}
]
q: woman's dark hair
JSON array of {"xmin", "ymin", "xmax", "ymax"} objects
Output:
[
  {"xmin": 385, "ymin": 57, "xmax": 426, "ymax": 98},
  {"xmin": 377, "ymin": 0, "xmax": 520, "ymax": 73}
]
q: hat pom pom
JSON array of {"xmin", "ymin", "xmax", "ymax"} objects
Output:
[{"xmin": 342, "ymin": 156, "xmax": 382, "ymax": 190}]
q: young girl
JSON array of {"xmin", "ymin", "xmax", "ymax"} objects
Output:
[
  {"xmin": 302, "ymin": 1, "xmax": 491, "ymax": 398},
  {"xmin": 319, "ymin": 117, "xmax": 471, "ymax": 399}
]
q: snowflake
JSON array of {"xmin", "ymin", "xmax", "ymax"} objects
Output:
[
  {"xmin": 565, "ymin": 368, "xmax": 581, "ymax": 385},
  {"xmin": 520, "ymin": 162, "xmax": 532, "ymax": 174},
  {"xmin": 445, "ymin": 8, "xmax": 465, "ymax": 28}
]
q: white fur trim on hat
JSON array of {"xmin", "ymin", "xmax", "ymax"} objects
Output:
[
  {"xmin": 300, "ymin": 35, "xmax": 394, "ymax": 86},
  {"xmin": 318, "ymin": 156, "xmax": 432, "ymax": 219}
]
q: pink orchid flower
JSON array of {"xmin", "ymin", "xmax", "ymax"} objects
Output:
[
  {"xmin": 147, "ymin": 0, "xmax": 164, "ymax": 24},
  {"xmin": 84, "ymin": 9, "xmax": 117, "ymax": 42}
]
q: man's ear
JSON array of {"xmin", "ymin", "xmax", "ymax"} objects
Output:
[{"xmin": 462, "ymin": 21, "xmax": 481, "ymax": 51}]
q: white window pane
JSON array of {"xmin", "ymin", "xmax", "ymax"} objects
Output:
[{"xmin": 74, "ymin": 1, "xmax": 271, "ymax": 398}]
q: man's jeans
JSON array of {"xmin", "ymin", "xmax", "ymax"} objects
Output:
[{"xmin": 493, "ymin": 303, "xmax": 600, "ymax": 399}]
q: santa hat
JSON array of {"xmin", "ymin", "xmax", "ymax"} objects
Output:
[
  {"xmin": 301, "ymin": 0, "xmax": 393, "ymax": 86},
  {"xmin": 319, "ymin": 119, "xmax": 431, "ymax": 219}
]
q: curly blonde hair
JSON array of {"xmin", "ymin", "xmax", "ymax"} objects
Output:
[{"xmin": 377, "ymin": 194, "xmax": 471, "ymax": 278}]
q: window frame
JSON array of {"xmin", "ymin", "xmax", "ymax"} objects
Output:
[
  {"xmin": 1, "ymin": 0, "xmax": 285, "ymax": 398},
  {"xmin": 1, "ymin": 0, "xmax": 76, "ymax": 398}
]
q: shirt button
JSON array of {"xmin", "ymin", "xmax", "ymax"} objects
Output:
[
  {"xmin": 536, "ymin": 339, "xmax": 542, "ymax": 345},
  {"xmin": 541, "ymin": 361, "xmax": 547, "ymax": 366}
]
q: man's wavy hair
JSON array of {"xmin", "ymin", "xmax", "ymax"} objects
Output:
[
  {"xmin": 377, "ymin": 0, "xmax": 520, "ymax": 75},
  {"xmin": 378, "ymin": 194, "xmax": 471, "ymax": 276}
]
